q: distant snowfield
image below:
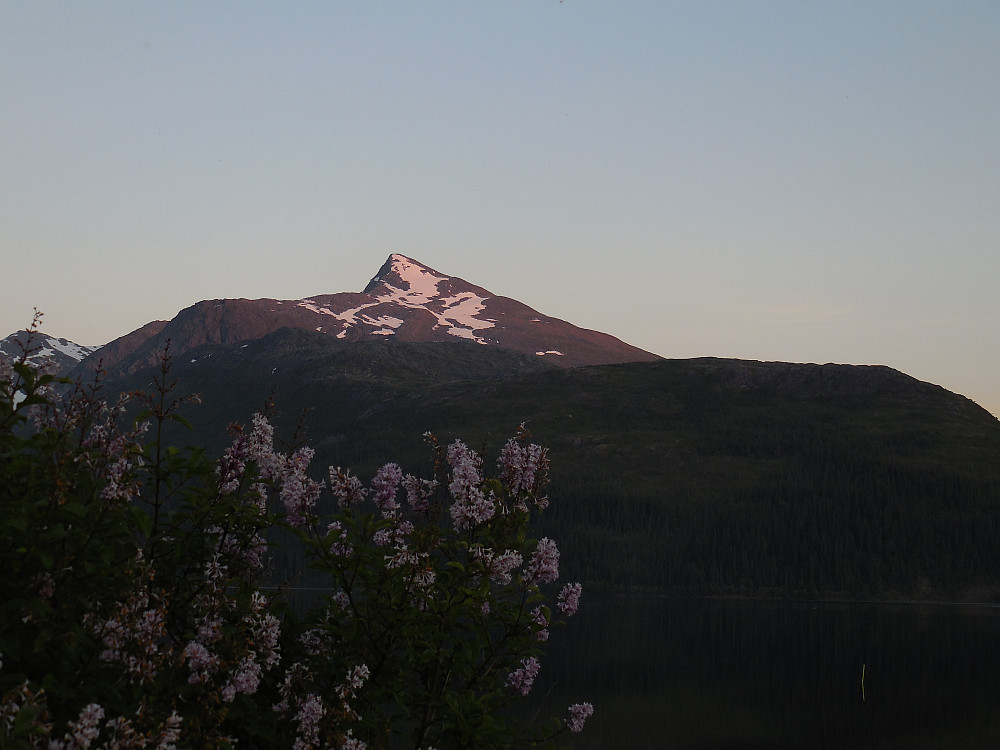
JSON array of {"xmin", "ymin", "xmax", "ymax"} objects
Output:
[
  {"xmin": 2, "ymin": 336, "xmax": 97, "ymax": 407},
  {"xmin": 297, "ymin": 254, "xmax": 495, "ymax": 345},
  {"xmin": 0, "ymin": 336, "xmax": 98, "ymax": 363},
  {"xmin": 46, "ymin": 337, "xmax": 98, "ymax": 360}
]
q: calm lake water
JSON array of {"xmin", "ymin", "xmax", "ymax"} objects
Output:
[{"xmin": 537, "ymin": 595, "xmax": 1000, "ymax": 749}]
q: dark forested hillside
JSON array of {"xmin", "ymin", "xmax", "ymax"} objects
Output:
[{"xmin": 90, "ymin": 329, "xmax": 1000, "ymax": 601}]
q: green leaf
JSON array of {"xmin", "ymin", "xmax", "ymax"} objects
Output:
[
  {"xmin": 13, "ymin": 702, "xmax": 39, "ymax": 734},
  {"xmin": 62, "ymin": 502, "xmax": 89, "ymax": 519},
  {"xmin": 38, "ymin": 550, "xmax": 54, "ymax": 570},
  {"xmin": 129, "ymin": 505, "xmax": 153, "ymax": 536},
  {"xmin": 5, "ymin": 517, "xmax": 28, "ymax": 533}
]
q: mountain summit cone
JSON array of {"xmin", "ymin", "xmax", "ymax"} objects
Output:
[{"xmin": 89, "ymin": 254, "xmax": 661, "ymax": 374}]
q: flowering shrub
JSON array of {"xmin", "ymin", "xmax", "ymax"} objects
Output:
[{"xmin": 0, "ymin": 318, "xmax": 592, "ymax": 749}]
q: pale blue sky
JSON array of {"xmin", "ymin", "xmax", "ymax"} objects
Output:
[{"xmin": 3, "ymin": 2, "xmax": 998, "ymax": 416}]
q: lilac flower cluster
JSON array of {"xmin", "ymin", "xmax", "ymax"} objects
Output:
[
  {"xmin": 1, "ymin": 682, "xmax": 51, "ymax": 739},
  {"xmin": 506, "ymin": 656, "xmax": 541, "ymax": 696},
  {"xmin": 41, "ymin": 703, "xmax": 185, "ymax": 750},
  {"xmin": 218, "ymin": 595, "xmax": 281, "ymax": 703},
  {"xmin": 339, "ymin": 729, "xmax": 367, "ymax": 750},
  {"xmin": 371, "ymin": 462, "xmax": 403, "ymax": 518},
  {"xmin": 373, "ymin": 518, "xmax": 413, "ymax": 548},
  {"xmin": 472, "ymin": 545, "xmax": 523, "ymax": 586},
  {"xmin": 497, "ymin": 431, "xmax": 549, "ymax": 509},
  {"xmin": 273, "ymin": 663, "xmax": 326, "ymax": 749},
  {"xmin": 96, "ymin": 587, "xmax": 167, "ymax": 684},
  {"xmin": 280, "ymin": 446, "xmax": 323, "ymax": 527},
  {"xmin": 73, "ymin": 395, "xmax": 149, "ymax": 504},
  {"xmin": 273, "ymin": 660, "xmax": 371, "ymax": 750},
  {"xmin": 292, "ymin": 694, "xmax": 324, "ymax": 750},
  {"xmin": 2, "ymin": 340, "xmax": 596, "ymax": 748},
  {"xmin": 336, "ymin": 664, "xmax": 370, "ymax": 701},
  {"xmin": 403, "ymin": 474, "xmax": 437, "ymax": 513},
  {"xmin": 231, "ymin": 414, "xmax": 324, "ymax": 526},
  {"xmin": 557, "ymin": 582, "xmax": 583, "ymax": 617},
  {"xmin": 183, "ymin": 640, "xmax": 219, "ymax": 684},
  {"xmin": 446, "ymin": 440, "xmax": 496, "ymax": 531},
  {"xmin": 566, "ymin": 702, "xmax": 594, "ymax": 733},
  {"xmin": 55, "ymin": 703, "xmax": 104, "ymax": 749},
  {"xmin": 532, "ymin": 606, "xmax": 549, "ymax": 642},
  {"xmin": 247, "ymin": 413, "xmax": 283, "ymax": 481},
  {"xmin": 524, "ymin": 537, "xmax": 560, "ymax": 584},
  {"xmin": 217, "ymin": 428, "xmax": 250, "ymax": 497},
  {"xmin": 329, "ymin": 465, "xmax": 368, "ymax": 508},
  {"xmin": 210, "ymin": 522, "xmax": 268, "ymax": 572},
  {"xmin": 326, "ymin": 521, "xmax": 353, "ymax": 557}
]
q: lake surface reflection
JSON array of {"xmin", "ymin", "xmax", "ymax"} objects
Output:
[{"xmin": 538, "ymin": 596, "xmax": 1000, "ymax": 749}]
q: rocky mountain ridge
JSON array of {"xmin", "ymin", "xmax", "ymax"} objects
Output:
[{"xmin": 79, "ymin": 254, "xmax": 661, "ymax": 375}]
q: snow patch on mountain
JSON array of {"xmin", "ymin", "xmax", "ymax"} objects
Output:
[
  {"xmin": 44, "ymin": 337, "xmax": 96, "ymax": 361},
  {"xmin": 297, "ymin": 254, "xmax": 496, "ymax": 344},
  {"xmin": 379, "ymin": 254, "xmax": 448, "ymax": 305},
  {"xmin": 0, "ymin": 334, "xmax": 98, "ymax": 364}
]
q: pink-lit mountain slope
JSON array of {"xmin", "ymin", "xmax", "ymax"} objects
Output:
[{"xmin": 92, "ymin": 254, "xmax": 661, "ymax": 374}]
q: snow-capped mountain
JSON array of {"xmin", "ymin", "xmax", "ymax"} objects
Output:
[
  {"xmin": 92, "ymin": 254, "xmax": 661, "ymax": 374},
  {"xmin": 0, "ymin": 330, "xmax": 99, "ymax": 374}
]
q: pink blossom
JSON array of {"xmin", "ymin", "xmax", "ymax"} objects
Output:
[
  {"xmin": 328, "ymin": 466, "xmax": 368, "ymax": 507},
  {"xmin": 506, "ymin": 656, "xmax": 541, "ymax": 696},
  {"xmin": 403, "ymin": 474, "xmax": 437, "ymax": 512},
  {"xmin": 247, "ymin": 414, "xmax": 283, "ymax": 480},
  {"xmin": 281, "ymin": 447, "xmax": 323, "ymax": 527},
  {"xmin": 472, "ymin": 546, "xmax": 523, "ymax": 585},
  {"xmin": 217, "ymin": 430, "xmax": 250, "ymax": 496},
  {"xmin": 156, "ymin": 711, "xmax": 183, "ymax": 750},
  {"xmin": 331, "ymin": 590, "xmax": 351, "ymax": 610},
  {"xmin": 326, "ymin": 521, "xmax": 353, "ymax": 557},
  {"xmin": 196, "ymin": 612, "xmax": 223, "ymax": 645},
  {"xmin": 241, "ymin": 532, "xmax": 269, "ymax": 569},
  {"xmin": 64, "ymin": 702, "xmax": 105, "ymax": 749},
  {"xmin": 205, "ymin": 554, "xmax": 227, "ymax": 589},
  {"xmin": 336, "ymin": 663, "xmax": 370, "ymax": 699},
  {"xmin": 251, "ymin": 611, "xmax": 282, "ymax": 669},
  {"xmin": 566, "ymin": 702, "xmax": 594, "ymax": 732},
  {"xmin": 96, "ymin": 591, "xmax": 166, "ymax": 682},
  {"xmin": 446, "ymin": 440, "xmax": 495, "ymax": 530},
  {"xmin": 532, "ymin": 606, "xmax": 549, "ymax": 641},
  {"xmin": 497, "ymin": 434, "xmax": 548, "ymax": 506},
  {"xmin": 557, "ymin": 582, "xmax": 582, "ymax": 617},
  {"xmin": 412, "ymin": 564, "xmax": 436, "ymax": 589},
  {"xmin": 272, "ymin": 661, "xmax": 310, "ymax": 714},
  {"xmin": 298, "ymin": 628, "xmax": 327, "ymax": 656},
  {"xmin": 524, "ymin": 537, "xmax": 559, "ymax": 584},
  {"xmin": 222, "ymin": 651, "xmax": 262, "ymax": 702},
  {"xmin": 104, "ymin": 715, "xmax": 140, "ymax": 746},
  {"xmin": 292, "ymin": 694, "xmax": 324, "ymax": 750},
  {"xmin": 339, "ymin": 730, "xmax": 367, "ymax": 750},
  {"xmin": 371, "ymin": 462, "xmax": 402, "ymax": 518},
  {"xmin": 184, "ymin": 641, "xmax": 219, "ymax": 683}
]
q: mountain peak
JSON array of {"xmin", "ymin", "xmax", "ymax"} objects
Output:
[
  {"xmin": 363, "ymin": 254, "xmax": 447, "ymax": 297},
  {"xmin": 0, "ymin": 330, "xmax": 99, "ymax": 372},
  {"xmin": 87, "ymin": 253, "xmax": 662, "ymax": 374}
]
